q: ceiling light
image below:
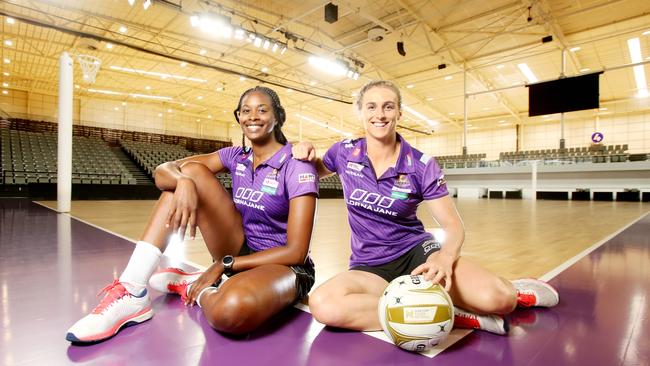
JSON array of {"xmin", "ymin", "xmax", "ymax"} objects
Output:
[
  {"xmin": 308, "ymin": 56, "xmax": 359, "ymax": 80},
  {"xmin": 309, "ymin": 81, "xmax": 317, "ymax": 86},
  {"xmin": 286, "ymin": 88, "xmax": 293, "ymax": 93},
  {"xmin": 263, "ymin": 40, "xmax": 270, "ymax": 50},
  {"xmin": 2, "ymin": 82, "xmax": 8, "ymax": 87},
  {"xmin": 6, "ymin": 18, "xmax": 15, "ymax": 25},
  {"xmin": 196, "ymin": 119, "xmax": 201, "ymax": 122},
  {"xmin": 197, "ymin": 96, "xmax": 203, "ymax": 100},
  {"xmin": 143, "ymin": 0, "xmax": 152, "ymax": 10},
  {"xmin": 208, "ymin": 115, "xmax": 212, "ymax": 119},
  {"xmin": 109, "ymin": 65, "xmax": 207, "ymax": 82},
  {"xmin": 2, "ymin": 72, "xmax": 8, "ymax": 76},
  {"xmin": 580, "ymin": 68, "xmax": 591, "ymax": 72},
  {"xmin": 261, "ymin": 66, "xmax": 269, "ymax": 73},
  {"xmin": 181, "ymin": 103, "xmax": 186, "ymax": 106},
  {"xmin": 402, "ymin": 104, "xmax": 438, "ymax": 128},
  {"xmin": 253, "ymin": 37, "xmax": 262, "ymax": 48},
  {"xmin": 74, "ymin": 84, "xmax": 80, "ymax": 89},
  {"xmin": 119, "ymin": 26, "xmax": 127, "ymax": 33},
  {"xmin": 239, "ymin": 76, "xmax": 246, "ymax": 81},
  {"xmin": 642, "ymin": 30, "xmax": 650, "ymax": 36},
  {"xmin": 448, "ymin": 112, "xmax": 455, "ymax": 115},
  {"xmin": 406, "ymin": 84, "xmax": 414, "ymax": 89},
  {"xmin": 234, "ymin": 29, "xmax": 245, "ymax": 40},
  {"xmin": 426, "ymin": 97, "xmax": 433, "ymax": 101},
  {"xmin": 627, "ymin": 37, "xmax": 649, "ymax": 98},
  {"xmin": 190, "ymin": 13, "xmax": 233, "ymax": 38},
  {"xmin": 272, "ymin": 43, "xmax": 279, "ymax": 53},
  {"xmin": 128, "ymin": 0, "xmax": 135, "ymax": 5},
  {"xmin": 599, "ymin": 107, "xmax": 607, "ymax": 111},
  {"xmin": 114, "ymin": 107, "xmax": 120, "ymax": 111},
  {"xmin": 158, "ymin": 113, "xmax": 162, "ymax": 117},
  {"xmin": 106, "ymin": 43, "xmax": 114, "ymax": 49},
  {"xmin": 496, "ymin": 64, "xmax": 505, "ymax": 69},
  {"xmin": 122, "ymin": 102, "xmax": 127, "ymax": 106},
  {"xmin": 4, "ymin": 40, "xmax": 13, "ymax": 47},
  {"xmin": 2, "ymin": 90, "xmax": 8, "ymax": 95},
  {"xmin": 145, "ymin": 86, "xmax": 151, "ymax": 90},
  {"xmin": 444, "ymin": 75, "xmax": 452, "ymax": 80},
  {"xmin": 199, "ymin": 49, "xmax": 207, "ymax": 55},
  {"xmin": 167, "ymin": 109, "xmax": 172, "ymax": 113},
  {"xmin": 517, "ymin": 63, "xmax": 538, "ymax": 83},
  {"xmin": 569, "ymin": 46, "xmax": 581, "ymax": 52},
  {"xmin": 3, "ymin": 59, "xmax": 10, "ymax": 64},
  {"xmin": 87, "ymin": 88, "xmax": 172, "ymax": 101},
  {"xmin": 180, "ymin": 62, "xmax": 187, "ymax": 67}
]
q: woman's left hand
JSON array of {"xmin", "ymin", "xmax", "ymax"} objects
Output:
[{"xmin": 410, "ymin": 252, "xmax": 456, "ymax": 291}]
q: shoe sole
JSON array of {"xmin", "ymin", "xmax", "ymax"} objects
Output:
[{"xmin": 66, "ymin": 307, "xmax": 154, "ymax": 343}]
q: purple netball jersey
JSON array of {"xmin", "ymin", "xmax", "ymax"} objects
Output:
[
  {"xmin": 218, "ymin": 144, "xmax": 319, "ymax": 252},
  {"xmin": 323, "ymin": 135, "xmax": 448, "ymax": 267}
]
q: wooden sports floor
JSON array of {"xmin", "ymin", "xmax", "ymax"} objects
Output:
[{"xmin": 38, "ymin": 197, "xmax": 649, "ymax": 286}]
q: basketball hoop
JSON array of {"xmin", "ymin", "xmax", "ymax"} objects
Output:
[{"xmin": 76, "ymin": 54, "xmax": 101, "ymax": 84}]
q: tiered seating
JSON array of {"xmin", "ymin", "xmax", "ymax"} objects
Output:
[
  {"xmin": 1, "ymin": 129, "xmax": 135, "ymax": 185},
  {"xmin": 121, "ymin": 140, "xmax": 193, "ymax": 176},
  {"xmin": 319, "ymin": 175, "xmax": 342, "ymax": 190},
  {"xmin": 437, "ymin": 153, "xmax": 487, "ymax": 169},
  {"xmin": 499, "ymin": 144, "xmax": 630, "ymax": 164}
]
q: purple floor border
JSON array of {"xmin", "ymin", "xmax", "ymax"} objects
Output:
[{"xmin": 1, "ymin": 198, "xmax": 648, "ymax": 365}]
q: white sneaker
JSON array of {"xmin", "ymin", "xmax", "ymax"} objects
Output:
[
  {"xmin": 453, "ymin": 307, "xmax": 509, "ymax": 335},
  {"xmin": 512, "ymin": 279, "xmax": 559, "ymax": 308},
  {"xmin": 148, "ymin": 267, "xmax": 203, "ymax": 302},
  {"xmin": 66, "ymin": 279, "xmax": 153, "ymax": 343}
]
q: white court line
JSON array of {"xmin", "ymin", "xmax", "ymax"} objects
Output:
[
  {"xmin": 32, "ymin": 201, "xmax": 207, "ymax": 271},
  {"xmin": 539, "ymin": 211, "xmax": 649, "ymax": 282}
]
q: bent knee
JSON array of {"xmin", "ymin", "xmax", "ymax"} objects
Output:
[
  {"xmin": 204, "ymin": 289, "xmax": 256, "ymax": 335},
  {"xmin": 308, "ymin": 289, "xmax": 344, "ymax": 327},
  {"xmin": 179, "ymin": 161, "xmax": 213, "ymax": 180}
]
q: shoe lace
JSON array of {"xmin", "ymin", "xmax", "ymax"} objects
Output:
[
  {"xmin": 517, "ymin": 290, "xmax": 537, "ymax": 307},
  {"xmin": 167, "ymin": 282, "xmax": 189, "ymax": 303},
  {"xmin": 92, "ymin": 279, "xmax": 129, "ymax": 314}
]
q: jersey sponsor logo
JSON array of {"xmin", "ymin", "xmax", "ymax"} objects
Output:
[
  {"xmin": 235, "ymin": 171, "xmax": 245, "ymax": 177},
  {"xmin": 236, "ymin": 163, "xmax": 246, "ymax": 171},
  {"xmin": 437, "ymin": 174, "xmax": 446, "ymax": 187},
  {"xmin": 345, "ymin": 170, "xmax": 364, "ymax": 178},
  {"xmin": 233, "ymin": 187, "xmax": 265, "ymax": 210},
  {"xmin": 298, "ymin": 173, "xmax": 316, "ymax": 183},
  {"xmin": 421, "ymin": 239, "xmax": 441, "ymax": 254},
  {"xmin": 263, "ymin": 178, "xmax": 279, "ymax": 188},
  {"xmin": 347, "ymin": 188, "xmax": 397, "ymax": 216},
  {"xmin": 346, "ymin": 162, "xmax": 364, "ymax": 171}
]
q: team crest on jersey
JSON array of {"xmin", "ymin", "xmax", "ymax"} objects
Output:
[
  {"xmin": 352, "ymin": 147, "xmax": 361, "ymax": 156},
  {"xmin": 298, "ymin": 173, "xmax": 316, "ymax": 183},
  {"xmin": 346, "ymin": 162, "xmax": 364, "ymax": 171},
  {"xmin": 391, "ymin": 174, "xmax": 412, "ymax": 199},
  {"xmin": 261, "ymin": 169, "xmax": 279, "ymax": 194}
]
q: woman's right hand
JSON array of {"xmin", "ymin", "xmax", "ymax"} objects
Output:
[
  {"xmin": 165, "ymin": 177, "xmax": 199, "ymax": 240},
  {"xmin": 291, "ymin": 142, "xmax": 316, "ymax": 162},
  {"xmin": 185, "ymin": 262, "xmax": 225, "ymax": 306}
]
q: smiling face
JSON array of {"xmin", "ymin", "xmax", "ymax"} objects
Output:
[
  {"xmin": 237, "ymin": 91, "xmax": 277, "ymax": 144},
  {"xmin": 358, "ymin": 86, "xmax": 401, "ymax": 141}
]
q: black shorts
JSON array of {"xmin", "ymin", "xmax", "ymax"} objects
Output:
[
  {"xmin": 236, "ymin": 241, "xmax": 316, "ymax": 302},
  {"xmin": 351, "ymin": 238, "xmax": 441, "ymax": 283}
]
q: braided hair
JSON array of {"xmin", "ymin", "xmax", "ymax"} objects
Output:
[{"xmin": 233, "ymin": 86, "xmax": 288, "ymax": 146}]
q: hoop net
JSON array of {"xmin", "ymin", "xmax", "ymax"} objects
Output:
[{"xmin": 77, "ymin": 54, "xmax": 101, "ymax": 84}]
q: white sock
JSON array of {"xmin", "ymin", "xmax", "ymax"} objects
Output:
[{"xmin": 119, "ymin": 241, "xmax": 162, "ymax": 295}]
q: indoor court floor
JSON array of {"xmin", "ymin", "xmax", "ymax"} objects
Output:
[{"xmin": 1, "ymin": 197, "xmax": 649, "ymax": 365}]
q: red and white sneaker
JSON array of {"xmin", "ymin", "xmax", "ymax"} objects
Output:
[
  {"xmin": 512, "ymin": 279, "xmax": 559, "ymax": 308},
  {"xmin": 453, "ymin": 307, "xmax": 509, "ymax": 335},
  {"xmin": 66, "ymin": 279, "xmax": 153, "ymax": 343},
  {"xmin": 148, "ymin": 267, "xmax": 203, "ymax": 302}
]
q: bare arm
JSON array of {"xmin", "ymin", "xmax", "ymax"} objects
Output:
[{"xmin": 153, "ymin": 152, "xmax": 227, "ymax": 191}]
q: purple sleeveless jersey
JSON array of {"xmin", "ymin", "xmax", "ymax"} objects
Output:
[
  {"xmin": 218, "ymin": 144, "xmax": 319, "ymax": 252},
  {"xmin": 323, "ymin": 135, "xmax": 448, "ymax": 267}
]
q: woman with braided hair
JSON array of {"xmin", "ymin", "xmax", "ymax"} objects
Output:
[{"xmin": 67, "ymin": 86, "xmax": 319, "ymax": 343}]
